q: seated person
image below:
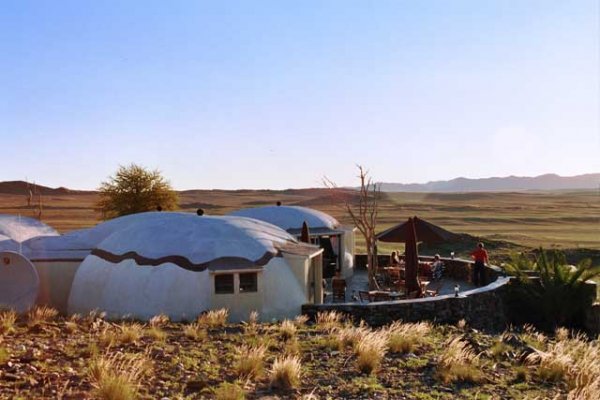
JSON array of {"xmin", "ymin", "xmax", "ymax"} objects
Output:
[
  {"xmin": 390, "ymin": 251, "xmax": 401, "ymax": 266},
  {"xmin": 431, "ymin": 254, "xmax": 445, "ymax": 280}
]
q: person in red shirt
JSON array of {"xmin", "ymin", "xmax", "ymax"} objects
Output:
[{"xmin": 470, "ymin": 242, "xmax": 489, "ymax": 286}]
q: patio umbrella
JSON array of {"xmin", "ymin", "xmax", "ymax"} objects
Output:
[
  {"xmin": 375, "ymin": 216, "xmax": 458, "ymax": 243},
  {"xmin": 404, "ymin": 217, "xmax": 421, "ymax": 295},
  {"xmin": 300, "ymin": 221, "xmax": 311, "ymax": 243}
]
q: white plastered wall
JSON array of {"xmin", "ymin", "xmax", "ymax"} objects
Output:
[
  {"xmin": 260, "ymin": 256, "xmax": 309, "ymax": 321},
  {"xmin": 33, "ymin": 261, "xmax": 81, "ymax": 314},
  {"xmin": 68, "ymin": 256, "xmax": 211, "ymax": 321}
]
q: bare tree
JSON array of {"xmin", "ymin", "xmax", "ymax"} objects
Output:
[{"xmin": 326, "ymin": 165, "xmax": 381, "ymax": 290}]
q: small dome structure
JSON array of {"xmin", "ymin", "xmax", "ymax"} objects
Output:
[
  {"xmin": 229, "ymin": 206, "xmax": 340, "ymax": 233},
  {"xmin": 0, "ymin": 251, "xmax": 40, "ymax": 312},
  {"xmin": 0, "ymin": 215, "xmax": 58, "ymax": 243},
  {"xmin": 68, "ymin": 213, "xmax": 322, "ymax": 321},
  {"xmin": 229, "ymin": 206, "xmax": 356, "ymax": 279}
]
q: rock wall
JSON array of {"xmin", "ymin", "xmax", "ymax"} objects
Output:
[{"xmin": 302, "ymin": 277, "xmax": 510, "ymax": 332}]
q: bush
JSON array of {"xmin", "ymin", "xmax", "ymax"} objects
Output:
[{"xmin": 504, "ymin": 249, "xmax": 600, "ymax": 330}]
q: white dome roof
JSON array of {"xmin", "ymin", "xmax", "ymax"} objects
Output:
[
  {"xmin": 88, "ymin": 213, "xmax": 309, "ymax": 270},
  {"xmin": 0, "ymin": 215, "xmax": 58, "ymax": 243},
  {"xmin": 229, "ymin": 206, "xmax": 340, "ymax": 232}
]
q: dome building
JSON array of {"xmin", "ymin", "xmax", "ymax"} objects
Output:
[
  {"xmin": 67, "ymin": 213, "xmax": 324, "ymax": 321},
  {"xmin": 229, "ymin": 205, "xmax": 356, "ymax": 279}
]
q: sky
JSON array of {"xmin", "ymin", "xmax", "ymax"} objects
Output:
[{"xmin": 0, "ymin": 0, "xmax": 598, "ymax": 190}]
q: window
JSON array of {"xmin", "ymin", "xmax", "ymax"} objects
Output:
[
  {"xmin": 239, "ymin": 273, "xmax": 258, "ymax": 293},
  {"xmin": 214, "ymin": 274, "xmax": 234, "ymax": 294}
]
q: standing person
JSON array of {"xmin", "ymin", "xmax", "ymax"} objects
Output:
[{"xmin": 470, "ymin": 242, "xmax": 489, "ymax": 286}]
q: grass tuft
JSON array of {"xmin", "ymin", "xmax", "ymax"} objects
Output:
[
  {"xmin": 269, "ymin": 355, "xmax": 301, "ymax": 390},
  {"xmin": 198, "ymin": 309, "xmax": 229, "ymax": 328},
  {"xmin": 436, "ymin": 336, "xmax": 483, "ymax": 384},
  {"xmin": 354, "ymin": 330, "xmax": 388, "ymax": 375},
  {"xmin": 0, "ymin": 310, "xmax": 17, "ymax": 335},
  {"xmin": 235, "ymin": 345, "xmax": 267, "ymax": 379},
  {"xmin": 183, "ymin": 322, "xmax": 208, "ymax": 340},
  {"xmin": 214, "ymin": 382, "xmax": 245, "ymax": 400},
  {"xmin": 88, "ymin": 352, "xmax": 150, "ymax": 400},
  {"xmin": 386, "ymin": 321, "xmax": 431, "ymax": 354},
  {"xmin": 316, "ymin": 311, "xmax": 344, "ymax": 331},
  {"xmin": 279, "ymin": 319, "xmax": 297, "ymax": 341}
]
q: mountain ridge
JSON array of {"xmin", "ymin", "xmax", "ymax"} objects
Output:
[{"xmin": 377, "ymin": 173, "xmax": 600, "ymax": 192}]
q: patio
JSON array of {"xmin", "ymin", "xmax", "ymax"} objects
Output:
[{"xmin": 323, "ymin": 265, "xmax": 476, "ymax": 304}]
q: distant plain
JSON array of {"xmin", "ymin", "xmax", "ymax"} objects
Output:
[{"xmin": 0, "ymin": 188, "xmax": 598, "ymax": 258}]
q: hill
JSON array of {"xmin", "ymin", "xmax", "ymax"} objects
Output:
[
  {"xmin": 0, "ymin": 181, "xmax": 92, "ymax": 195},
  {"xmin": 378, "ymin": 173, "xmax": 600, "ymax": 192}
]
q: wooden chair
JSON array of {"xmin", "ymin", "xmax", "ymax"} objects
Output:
[{"xmin": 332, "ymin": 278, "xmax": 346, "ymax": 303}]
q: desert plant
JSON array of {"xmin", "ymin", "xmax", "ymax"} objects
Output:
[
  {"xmin": 149, "ymin": 314, "xmax": 170, "ymax": 327},
  {"xmin": 316, "ymin": 311, "xmax": 344, "ymax": 331},
  {"xmin": 97, "ymin": 163, "xmax": 178, "ymax": 218},
  {"xmin": 247, "ymin": 311, "xmax": 259, "ymax": 325},
  {"xmin": 354, "ymin": 330, "xmax": 388, "ymax": 374},
  {"xmin": 117, "ymin": 323, "xmax": 144, "ymax": 344},
  {"xmin": 198, "ymin": 309, "xmax": 229, "ymax": 328},
  {"xmin": 88, "ymin": 352, "xmax": 150, "ymax": 400},
  {"xmin": 0, "ymin": 310, "xmax": 17, "ymax": 334},
  {"xmin": 183, "ymin": 322, "xmax": 208, "ymax": 340},
  {"xmin": 504, "ymin": 249, "xmax": 600, "ymax": 330},
  {"xmin": 235, "ymin": 345, "xmax": 267, "ymax": 379},
  {"xmin": 27, "ymin": 306, "xmax": 58, "ymax": 327},
  {"xmin": 146, "ymin": 326, "xmax": 167, "ymax": 342},
  {"xmin": 214, "ymin": 382, "xmax": 245, "ymax": 400},
  {"xmin": 386, "ymin": 321, "xmax": 431, "ymax": 354},
  {"xmin": 294, "ymin": 315, "xmax": 309, "ymax": 326},
  {"xmin": 279, "ymin": 320, "xmax": 297, "ymax": 341},
  {"xmin": 269, "ymin": 355, "xmax": 301, "ymax": 390},
  {"xmin": 335, "ymin": 322, "xmax": 369, "ymax": 350},
  {"xmin": 436, "ymin": 336, "xmax": 482, "ymax": 383}
]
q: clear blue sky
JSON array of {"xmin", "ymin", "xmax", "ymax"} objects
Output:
[{"xmin": 1, "ymin": 0, "xmax": 598, "ymax": 190}]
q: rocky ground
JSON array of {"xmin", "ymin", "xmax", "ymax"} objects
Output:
[{"xmin": 0, "ymin": 308, "xmax": 591, "ymax": 399}]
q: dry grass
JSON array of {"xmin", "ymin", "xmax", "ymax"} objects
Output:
[
  {"xmin": 294, "ymin": 315, "xmax": 309, "ymax": 326},
  {"xmin": 183, "ymin": 322, "xmax": 208, "ymax": 340},
  {"xmin": 235, "ymin": 345, "xmax": 267, "ymax": 379},
  {"xmin": 354, "ymin": 330, "xmax": 388, "ymax": 375},
  {"xmin": 526, "ymin": 332, "xmax": 600, "ymax": 399},
  {"xmin": 214, "ymin": 382, "xmax": 245, "ymax": 400},
  {"xmin": 386, "ymin": 321, "xmax": 431, "ymax": 354},
  {"xmin": 436, "ymin": 336, "xmax": 483, "ymax": 384},
  {"xmin": 146, "ymin": 326, "xmax": 167, "ymax": 342},
  {"xmin": 27, "ymin": 306, "xmax": 58, "ymax": 328},
  {"xmin": 198, "ymin": 309, "xmax": 229, "ymax": 328},
  {"xmin": 117, "ymin": 323, "xmax": 144, "ymax": 345},
  {"xmin": 279, "ymin": 319, "xmax": 297, "ymax": 341},
  {"xmin": 315, "ymin": 311, "xmax": 344, "ymax": 331},
  {"xmin": 0, "ymin": 347, "xmax": 9, "ymax": 364},
  {"xmin": 269, "ymin": 355, "xmax": 301, "ymax": 390},
  {"xmin": 0, "ymin": 310, "xmax": 17, "ymax": 335},
  {"xmin": 149, "ymin": 314, "xmax": 170, "ymax": 327},
  {"xmin": 248, "ymin": 311, "xmax": 259, "ymax": 325},
  {"xmin": 335, "ymin": 322, "xmax": 369, "ymax": 350},
  {"xmin": 88, "ymin": 352, "xmax": 150, "ymax": 400}
]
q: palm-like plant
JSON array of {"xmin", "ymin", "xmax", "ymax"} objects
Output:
[{"xmin": 504, "ymin": 249, "xmax": 600, "ymax": 330}]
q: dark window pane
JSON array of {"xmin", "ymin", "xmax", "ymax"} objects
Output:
[
  {"xmin": 239, "ymin": 273, "xmax": 257, "ymax": 293},
  {"xmin": 215, "ymin": 274, "xmax": 234, "ymax": 294}
]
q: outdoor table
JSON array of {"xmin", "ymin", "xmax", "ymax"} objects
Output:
[{"xmin": 368, "ymin": 290, "xmax": 405, "ymax": 301}]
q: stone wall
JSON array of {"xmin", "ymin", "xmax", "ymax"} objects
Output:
[
  {"xmin": 302, "ymin": 277, "xmax": 510, "ymax": 332},
  {"xmin": 585, "ymin": 303, "xmax": 600, "ymax": 335}
]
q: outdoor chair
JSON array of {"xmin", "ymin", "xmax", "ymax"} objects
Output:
[
  {"xmin": 424, "ymin": 282, "xmax": 442, "ymax": 297},
  {"xmin": 370, "ymin": 291, "xmax": 392, "ymax": 302},
  {"xmin": 332, "ymin": 278, "xmax": 347, "ymax": 303}
]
